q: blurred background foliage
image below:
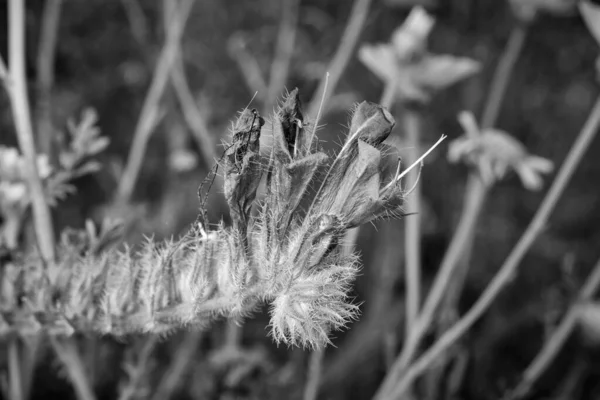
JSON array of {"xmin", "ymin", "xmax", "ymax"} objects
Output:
[{"xmin": 1, "ymin": 0, "xmax": 600, "ymax": 399}]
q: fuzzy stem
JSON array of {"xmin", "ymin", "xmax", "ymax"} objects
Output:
[
  {"xmin": 7, "ymin": 0, "xmax": 56, "ymax": 263},
  {"xmin": 508, "ymin": 257, "xmax": 600, "ymax": 399},
  {"xmin": 377, "ymin": 94, "xmax": 600, "ymax": 400},
  {"xmin": 306, "ymin": 0, "xmax": 373, "ymax": 117},
  {"xmin": 304, "ymin": 347, "xmax": 325, "ymax": 400},
  {"xmin": 51, "ymin": 337, "xmax": 96, "ymax": 400},
  {"xmin": 403, "ymin": 109, "xmax": 422, "ymax": 340},
  {"xmin": 116, "ymin": 0, "xmax": 196, "ymax": 203},
  {"xmin": 264, "ymin": 0, "xmax": 300, "ymax": 111},
  {"xmin": 35, "ymin": 0, "xmax": 63, "ymax": 157}
]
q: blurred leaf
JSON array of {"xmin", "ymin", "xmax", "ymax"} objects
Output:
[{"xmin": 580, "ymin": 1, "xmax": 600, "ymax": 47}]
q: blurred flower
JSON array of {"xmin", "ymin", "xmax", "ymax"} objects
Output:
[
  {"xmin": 358, "ymin": 6, "xmax": 480, "ymax": 103},
  {"xmin": 510, "ymin": 0, "xmax": 578, "ymax": 22},
  {"xmin": 448, "ymin": 111, "xmax": 554, "ymax": 190}
]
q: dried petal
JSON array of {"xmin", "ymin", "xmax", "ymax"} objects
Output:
[{"xmin": 223, "ymin": 108, "xmax": 264, "ymax": 236}]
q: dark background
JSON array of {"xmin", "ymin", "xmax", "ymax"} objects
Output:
[{"xmin": 1, "ymin": 0, "xmax": 600, "ymax": 399}]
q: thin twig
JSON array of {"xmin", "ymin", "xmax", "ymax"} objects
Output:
[
  {"xmin": 306, "ymin": 0, "xmax": 373, "ymax": 117},
  {"xmin": 377, "ymin": 94, "xmax": 600, "ymax": 400},
  {"xmin": 7, "ymin": 0, "xmax": 56, "ymax": 262},
  {"xmin": 35, "ymin": 0, "xmax": 63, "ymax": 156},
  {"xmin": 265, "ymin": 0, "xmax": 300, "ymax": 111},
  {"xmin": 51, "ymin": 337, "xmax": 96, "ymax": 400},
  {"xmin": 507, "ymin": 257, "xmax": 600, "ymax": 399},
  {"xmin": 116, "ymin": 0, "xmax": 196, "ymax": 203},
  {"xmin": 304, "ymin": 348, "xmax": 325, "ymax": 400}
]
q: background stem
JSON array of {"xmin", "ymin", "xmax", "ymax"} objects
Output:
[{"xmin": 8, "ymin": 0, "xmax": 56, "ymax": 263}]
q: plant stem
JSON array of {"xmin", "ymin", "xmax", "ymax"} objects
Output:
[
  {"xmin": 170, "ymin": 43, "xmax": 217, "ymax": 167},
  {"xmin": 8, "ymin": 338, "xmax": 23, "ymax": 400},
  {"xmin": 116, "ymin": 0, "xmax": 196, "ymax": 204},
  {"xmin": 265, "ymin": 0, "xmax": 300, "ymax": 111},
  {"xmin": 307, "ymin": 0, "xmax": 372, "ymax": 117},
  {"xmin": 7, "ymin": 0, "xmax": 56, "ymax": 263},
  {"xmin": 378, "ymin": 94, "xmax": 600, "ymax": 400},
  {"xmin": 419, "ymin": 22, "xmax": 529, "ymax": 397},
  {"xmin": 480, "ymin": 23, "xmax": 528, "ymax": 129},
  {"xmin": 508, "ymin": 257, "xmax": 600, "ymax": 399},
  {"xmin": 304, "ymin": 347, "xmax": 325, "ymax": 400},
  {"xmin": 51, "ymin": 337, "xmax": 96, "ymax": 400},
  {"xmin": 35, "ymin": 0, "xmax": 63, "ymax": 157},
  {"xmin": 403, "ymin": 109, "xmax": 421, "ymax": 339}
]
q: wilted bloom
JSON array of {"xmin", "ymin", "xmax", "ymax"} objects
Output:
[
  {"xmin": 358, "ymin": 6, "xmax": 480, "ymax": 103},
  {"xmin": 448, "ymin": 111, "xmax": 554, "ymax": 190},
  {"xmin": 0, "ymin": 90, "xmax": 444, "ymax": 349}
]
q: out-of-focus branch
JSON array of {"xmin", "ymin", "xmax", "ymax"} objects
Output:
[
  {"xmin": 508, "ymin": 257, "xmax": 600, "ymax": 399},
  {"xmin": 36, "ymin": 0, "xmax": 63, "ymax": 157},
  {"xmin": 170, "ymin": 56, "xmax": 217, "ymax": 167},
  {"xmin": 0, "ymin": 55, "xmax": 8, "ymax": 82},
  {"xmin": 303, "ymin": 346, "xmax": 324, "ymax": 400},
  {"xmin": 227, "ymin": 34, "xmax": 268, "ymax": 95},
  {"xmin": 118, "ymin": 337, "xmax": 157, "ymax": 400},
  {"xmin": 152, "ymin": 332, "xmax": 203, "ymax": 400},
  {"xmin": 377, "ymin": 94, "xmax": 600, "ymax": 400},
  {"xmin": 8, "ymin": 339, "xmax": 23, "ymax": 400},
  {"xmin": 7, "ymin": 0, "xmax": 56, "ymax": 262},
  {"xmin": 306, "ymin": 0, "xmax": 372, "ymax": 117},
  {"xmin": 265, "ymin": 0, "xmax": 300, "ymax": 111},
  {"xmin": 51, "ymin": 337, "xmax": 96, "ymax": 400},
  {"xmin": 422, "ymin": 22, "xmax": 529, "ymax": 396},
  {"xmin": 116, "ymin": 0, "xmax": 196, "ymax": 203},
  {"xmin": 120, "ymin": 0, "xmax": 149, "ymax": 46}
]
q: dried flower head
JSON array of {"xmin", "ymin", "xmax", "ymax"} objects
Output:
[
  {"xmin": 1, "ymin": 90, "xmax": 444, "ymax": 349},
  {"xmin": 358, "ymin": 6, "xmax": 480, "ymax": 103},
  {"xmin": 448, "ymin": 111, "xmax": 554, "ymax": 190}
]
